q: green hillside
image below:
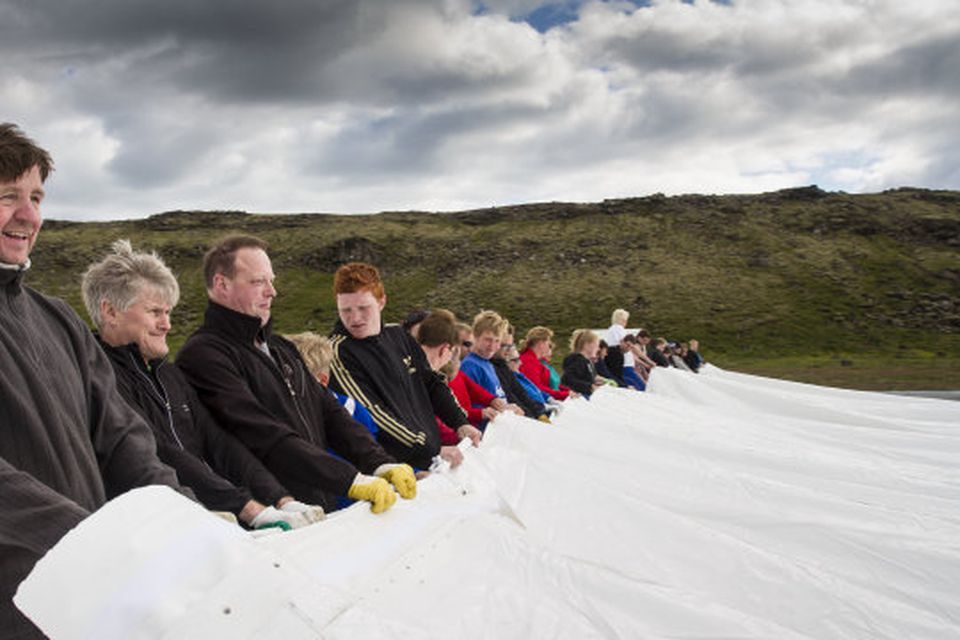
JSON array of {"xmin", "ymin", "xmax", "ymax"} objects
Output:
[{"xmin": 28, "ymin": 186, "xmax": 960, "ymax": 390}]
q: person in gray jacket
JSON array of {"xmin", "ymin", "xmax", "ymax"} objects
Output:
[{"xmin": 0, "ymin": 125, "xmax": 189, "ymax": 639}]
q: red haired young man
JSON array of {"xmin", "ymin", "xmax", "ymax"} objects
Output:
[{"xmin": 329, "ymin": 262, "xmax": 481, "ymax": 471}]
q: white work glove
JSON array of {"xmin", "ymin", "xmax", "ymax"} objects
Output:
[
  {"xmin": 279, "ymin": 500, "xmax": 325, "ymax": 524},
  {"xmin": 249, "ymin": 505, "xmax": 316, "ymax": 531}
]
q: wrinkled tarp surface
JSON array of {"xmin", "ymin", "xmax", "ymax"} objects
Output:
[{"xmin": 16, "ymin": 365, "xmax": 960, "ymax": 639}]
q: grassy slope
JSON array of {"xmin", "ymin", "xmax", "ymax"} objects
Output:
[{"xmin": 28, "ymin": 187, "xmax": 960, "ymax": 390}]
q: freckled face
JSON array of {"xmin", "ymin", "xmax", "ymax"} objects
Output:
[{"xmin": 337, "ymin": 289, "xmax": 385, "ymax": 339}]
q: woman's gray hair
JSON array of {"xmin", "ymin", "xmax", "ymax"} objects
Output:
[{"xmin": 81, "ymin": 239, "xmax": 180, "ymax": 328}]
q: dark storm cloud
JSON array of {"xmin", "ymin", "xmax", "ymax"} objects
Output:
[{"xmin": 1, "ymin": 0, "xmax": 958, "ymax": 219}]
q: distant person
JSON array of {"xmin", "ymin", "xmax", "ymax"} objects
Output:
[
  {"xmin": 594, "ymin": 339, "xmax": 617, "ymax": 382},
  {"xmin": 684, "ymin": 339, "xmax": 704, "ymax": 372},
  {"xmin": 328, "ymin": 262, "xmax": 481, "ymax": 471},
  {"xmin": 177, "ymin": 236, "xmax": 409, "ymax": 515},
  {"xmin": 605, "ymin": 308, "xmax": 631, "ymax": 348},
  {"xmin": 83, "ymin": 240, "xmax": 325, "ymax": 530},
  {"xmin": 620, "ymin": 334, "xmax": 646, "ymax": 390},
  {"xmin": 487, "ymin": 319, "xmax": 551, "ymax": 421},
  {"xmin": 0, "ymin": 123, "xmax": 188, "ymax": 639},
  {"xmin": 647, "ymin": 337, "xmax": 671, "ymax": 368},
  {"xmin": 605, "ymin": 308, "xmax": 646, "ymax": 390},
  {"xmin": 667, "ymin": 342, "xmax": 693, "ymax": 371},
  {"xmin": 519, "ymin": 326, "xmax": 571, "ymax": 401},
  {"xmin": 562, "ymin": 329, "xmax": 605, "ymax": 397},
  {"xmin": 633, "ymin": 329, "xmax": 658, "ymax": 380},
  {"xmin": 459, "ymin": 310, "xmax": 510, "ymax": 401},
  {"xmin": 505, "ymin": 342, "xmax": 556, "ymax": 413}
]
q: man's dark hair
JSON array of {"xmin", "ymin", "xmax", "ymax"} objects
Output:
[
  {"xmin": 0, "ymin": 123, "xmax": 54, "ymax": 182},
  {"xmin": 636, "ymin": 329, "xmax": 650, "ymax": 339},
  {"xmin": 417, "ymin": 309, "xmax": 460, "ymax": 348},
  {"xmin": 203, "ymin": 234, "xmax": 268, "ymax": 289},
  {"xmin": 402, "ymin": 309, "xmax": 429, "ymax": 334}
]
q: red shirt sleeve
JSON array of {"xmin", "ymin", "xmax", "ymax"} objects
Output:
[{"xmin": 449, "ymin": 373, "xmax": 485, "ymax": 426}]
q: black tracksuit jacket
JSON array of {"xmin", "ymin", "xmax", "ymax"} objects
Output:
[
  {"xmin": 177, "ymin": 302, "xmax": 393, "ymax": 511},
  {"xmin": 100, "ymin": 338, "xmax": 289, "ymax": 514},
  {"xmin": 328, "ymin": 321, "xmax": 468, "ymax": 470}
]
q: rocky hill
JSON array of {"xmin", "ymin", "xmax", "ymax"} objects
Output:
[{"xmin": 28, "ymin": 186, "xmax": 960, "ymax": 384}]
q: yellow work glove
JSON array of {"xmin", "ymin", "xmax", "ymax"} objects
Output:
[
  {"xmin": 374, "ymin": 463, "xmax": 417, "ymax": 499},
  {"xmin": 347, "ymin": 474, "xmax": 397, "ymax": 514}
]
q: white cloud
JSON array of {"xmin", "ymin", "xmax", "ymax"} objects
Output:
[{"xmin": 1, "ymin": 0, "xmax": 958, "ymax": 220}]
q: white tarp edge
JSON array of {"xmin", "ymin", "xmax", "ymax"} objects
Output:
[{"xmin": 16, "ymin": 365, "xmax": 960, "ymax": 639}]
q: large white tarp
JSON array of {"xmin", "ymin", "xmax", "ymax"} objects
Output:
[{"xmin": 16, "ymin": 365, "xmax": 960, "ymax": 639}]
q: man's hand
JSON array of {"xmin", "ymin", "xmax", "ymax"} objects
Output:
[
  {"xmin": 348, "ymin": 474, "xmax": 397, "ymax": 513},
  {"xmin": 439, "ymin": 445, "xmax": 464, "ymax": 468},
  {"xmin": 490, "ymin": 397, "xmax": 508, "ymax": 411},
  {"xmin": 457, "ymin": 423, "xmax": 482, "ymax": 446},
  {"xmin": 481, "ymin": 406, "xmax": 500, "ymax": 421},
  {"xmin": 505, "ymin": 403, "xmax": 524, "ymax": 415},
  {"xmin": 249, "ymin": 505, "xmax": 321, "ymax": 530},
  {"xmin": 279, "ymin": 499, "xmax": 325, "ymax": 524},
  {"xmin": 374, "ymin": 463, "xmax": 417, "ymax": 499}
]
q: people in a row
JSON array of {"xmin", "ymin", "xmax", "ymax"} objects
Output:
[{"xmin": 0, "ymin": 123, "xmax": 703, "ymax": 638}]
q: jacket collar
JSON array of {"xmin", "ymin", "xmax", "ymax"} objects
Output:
[
  {"xmin": 331, "ymin": 318, "xmax": 382, "ymax": 344},
  {"xmin": 0, "ymin": 260, "xmax": 28, "ymax": 293},
  {"xmin": 203, "ymin": 299, "xmax": 273, "ymax": 345},
  {"xmin": 96, "ymin": 334, "xmax": 167, "ymax": 375}
]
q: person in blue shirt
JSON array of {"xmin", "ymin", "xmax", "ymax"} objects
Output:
[{"xmin": 459, "ymin": 309, "xmax": 509, "ymax": 400}]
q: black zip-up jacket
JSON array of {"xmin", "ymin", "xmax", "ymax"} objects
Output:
[
  {"xmin": 328, "ymin": 320, "xmax": 468, "ymax": 470},
  {"xmin": 490, "ymin": 355, "xmax": 547, "ymax": 418},
  {"xmin": 100, "ymin": 338, "xmax": 289, "ymax": 514},
  {"xmin": 177, "ymin": 302, "xmax": 393, "ymax": 511},
  {"xmin": 561, "ymin": 352, "xmax": 598, "ymax": 396}
]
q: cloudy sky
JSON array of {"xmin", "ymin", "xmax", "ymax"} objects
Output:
[{"xmin": 3, "ymin": 0, "xmax": 958, "ymax": 220}]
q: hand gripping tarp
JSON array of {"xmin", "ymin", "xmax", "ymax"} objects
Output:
[{"xmin": 16, "ymin": 365, "xmax": 960, "ymax": 639}]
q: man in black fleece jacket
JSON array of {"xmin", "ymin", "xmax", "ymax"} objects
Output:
[
  {"xmin": 328, "ymin": 262, "xmax": 481, "ymax": 471},
  {"xmin": 177, "ymin": 236, "xmax": 416, "ymax": 514}
]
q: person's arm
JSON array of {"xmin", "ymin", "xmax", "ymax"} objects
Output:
[
  {"xmin": 449, "ymin": 375, "xmax": 486, "ymax": 425},
  {"xmin": 463, "ymin": 374, "xmax": 497, "ymax": 406},
  {"xmin": 520, "ymin": 351, "xmax": 569, "ymax": 400},
  {"xmin": 187, "ymin": 386, "xmax": 289, "ymax": 510},
  {"xmin": 1, "ymin": 456, "xmax": 90, "ymax": 571},
  {"xmin": 179, "ymin": 339, "xmax": 362, "ymax": 496}
]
